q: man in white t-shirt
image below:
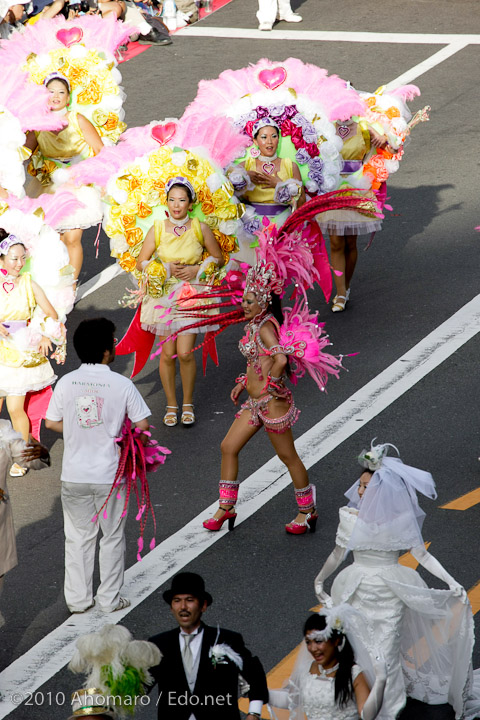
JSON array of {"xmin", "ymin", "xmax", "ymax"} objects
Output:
[{"xmin": 46, "ymin": 318, "xmax": 151, "ymax": 614}]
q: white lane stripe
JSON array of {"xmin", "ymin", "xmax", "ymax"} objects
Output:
[
  {"xmin": 176, "ymin": 27, "xmax": 480, "ymax": 44},
  {"xmin": 2, "ymin": 292, "xmax": 480, "ymax": 717},
  {"xmin": 384, "ymin": 41, "xmax": 469, "ymax": 90},
  {"xmin": 75, "ymin": 263, "xmax": 125, "ymax": 303}
]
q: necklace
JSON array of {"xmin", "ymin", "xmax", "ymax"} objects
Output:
[
  {"xmin": 167, "ymin": 214, "xmax": 190, "ymax": 237},
  {"xmin": 337, "ymin": 121, "xmax": 355, "ymax": 139},
  {"xmin": 52, "ymin": 107, "xmax": 68, "ymax": 117},
  {"xmin": 317, "ymin": 662, "xmax": 339, "ymax": 678},
  {"xmin": 257, "ymin": 153, "xmax": 278, "ymax": 175}
]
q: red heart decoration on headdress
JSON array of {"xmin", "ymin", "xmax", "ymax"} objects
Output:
[
  {"xmin": 151, "ymin": 122, "xmax": 177, "ymax": 146},
  {"xmin": 56, "ymin": 27, "xmax": 84, "ymax": 47},
  {"xmin": 258, "ymin": 67, "xmax": 287, "ymax": 91}
]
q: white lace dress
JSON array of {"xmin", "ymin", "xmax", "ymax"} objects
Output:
[
  {"xmin": 269, "ymin": 664, "xmax": 363, "ymax": 720},
  {"xmin": 330, "ymin": 507, "xmax": 475, "ymax": 720}
]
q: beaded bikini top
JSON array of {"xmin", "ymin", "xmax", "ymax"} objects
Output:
[{"xmin": 238, "ymin": 311, "xmax": 283, "ymax": 377}]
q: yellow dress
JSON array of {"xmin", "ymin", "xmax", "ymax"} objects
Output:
[
  {"xmin": 26, "ymin": 112, "xmax": 102, "ymax": 231},
  {"xmin": 140, "ymin": 218, "xmax": 214, "ymax": 336},
  {"xmin": 317, "ymin": 125, "xmax": 382, "ymax": 237},
  {"xmin": 242, "ymin": 156, "xmax": 295, "ymax": 230},
  {"xmin": 0, "ymin": 273, "xmax": 56, "ymax": 397}
]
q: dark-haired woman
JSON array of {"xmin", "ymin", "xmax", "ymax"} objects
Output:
[
  {"xmin": 202, "ymin": 287, "xmax": 316, "ymax": 535},
  {"xmin": 0, "ymin": 234, "xmax": 60, "ymax": 446},
  {"xmin": 25, "ymin": 73, "xmax": 104, "ymax": 279},
  {"xmin": 136, "ymin": 178, "xmax": 224, "ymax": 427},
  {"xmin": 228, "ymin": 118, "xmax": 305, "ymax": 239},
  {"xmin": 269, "ymin": 608, "xmax": 386, "ymax": 719}
]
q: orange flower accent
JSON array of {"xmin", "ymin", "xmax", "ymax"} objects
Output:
[
  {"xmin": 104, "ymin": 113, "xmax": 119, "ymax": 131},
  {"xmin": 137, "ymin": 202, "xmax": 152, "ymax": 219},
  {"xmin": 385, "ymin": 107, "xmax": 401, "ymax": 119},
  {"xmin": 77, "ymin": 79, "xmax": 102, "ymax": 105},
  {"xmin": 129, "ymin": 178, "xmax": 141, "ymax": 192},
  {"xmin": 121, "ymin": 215, "xmax": 136, "ymax": 229},
  {"xmin": 125, "ymin": 228, "xmax": 143, "ymax": 247},
  {"xmin": 366, "ymin": 97, "xmax": 376, "ymax": 108},
  {"xmin": 152, "ymin": 180, "xmax": 165, "ymax": 194},
  {"xmin": 213, "ymin": 230, "xmax": 236, "ymax": 253},
  {"xmin": 201, "ymin": 200, "xmax": 216, "ymax": 215},
  {"xmin": 176, "ymin": 283, "xmax": 199, "ymax": 309},
  {"xmin": 119, "ymin": 252, "xmax": 137, "ymax": 272}
]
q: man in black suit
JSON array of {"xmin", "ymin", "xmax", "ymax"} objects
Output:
[{"xmin": 148, "ymin": 572, "xmax": 268, "ymax": 720}]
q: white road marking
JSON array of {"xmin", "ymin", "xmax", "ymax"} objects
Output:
[
  {"xmin": 75, "ymin": 263, "xmax": 125, "ymax": 303},
  {"xmin": 1, "ymin": 292, "xmax": 480, "ymax": 717},
  {"xmin": 384, "ymin": 41, "xmax": 469, "ymax": 90},
  {"xmin": 176, "ymin": 27, "xmax": 480, "ymax": 44}
]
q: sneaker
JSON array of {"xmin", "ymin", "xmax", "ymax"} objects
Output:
[
  {"xmin": 258, "ymin": 22, "xmax": 273, "ymax": 30},
  {"xmin": 100, "ymin": 597, "xmax": 131, "ymax": 613},
  {"xmin": 277, "ymin": 12, "xmax": 302, "ymax": 22}
]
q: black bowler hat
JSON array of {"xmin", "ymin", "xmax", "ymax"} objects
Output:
[{"xmin": 163, "ymin": 572, "xmax": 213, "ymax": 606}]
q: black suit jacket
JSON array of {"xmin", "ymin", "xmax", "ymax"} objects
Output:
[{"xmin": 148, "ymin": 623, "xmax": 268, "ymax": 719}]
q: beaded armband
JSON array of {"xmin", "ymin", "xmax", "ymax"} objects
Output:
[{"xmin": 235, "ymin": 373, "xmax": 248, "ymax": 389}]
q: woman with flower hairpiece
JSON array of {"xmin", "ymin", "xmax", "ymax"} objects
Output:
[
  {"xmin": 0, "ymin": 15, "xmax": 133, "ymax": 279},
  {"xmin": 269, "ymin": 605, "xmax": 387, "ymax": 720},
  {"xmin": 24, "ymin": 72, "xmax": 104, "ymax": 279},
  {"xmin": 0, "ymin": 231, "xmax": 63, "ymax": 457},
  {"xmin": 313, "ymin": 440, "xmax": 475, "ymax": 719},
  {"xmin": 135, "ymin": 176, "xmax": 224, "ymax": 427},
  {"xmin": 227, "ymin": 117, "xmax": 305, "ymax": 239}
]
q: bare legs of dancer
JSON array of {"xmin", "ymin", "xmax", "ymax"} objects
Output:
[{"xmin": 329, "ymin": 233, "xmax": 358, "ymax": 311}]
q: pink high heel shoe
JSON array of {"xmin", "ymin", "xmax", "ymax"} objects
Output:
[
  {"xmin": 285, "ymin": 511, "xmax": 318, "ymax": 535},
  {"xmin": 203, "ymin": 508, "xmax": 237, "ymax": 532}
]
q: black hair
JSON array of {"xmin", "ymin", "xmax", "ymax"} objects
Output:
[
  {"xmin": 0, "ymin": 229, "xmax": 8, "ymax": 242},
  {"xmin": 46, "ymin": 77, "xmax": 70, "ymax": 94},
  {"xmin": 73, "ymin": 318, "xmax": 115, "ymax": 364},
  {"xmin": 166, "ymin": 183, "xmax": 193, "ymax": 203},
  {"xmin": 303, "ymin": 614, "xmax": 355, "ymax": 708}
]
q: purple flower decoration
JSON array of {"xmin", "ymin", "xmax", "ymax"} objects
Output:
[
  {"xmin": 308, "ymin": 157, "xmax": 324, "ymax": 172},
  {"xmin": 309, "ymin": 170, "xmax": 324, "ymax": 185},
  {"xmin": 292, "ymin": 113, "xmax": 310, "ymax": 129},
  {"xmin": 284, "ymin": 105, "xmax": 298, "ymax": 120},
  {"xmin": 268, "ymin": 104, "xmax": 286, "ymax": 117},
  {"xmin": 255, "ymin": 106, "xmax": 270, "ymax": 119},
  {"xmin": 275, "ymin": 184, "xmax": 293, "ymax": 204},
  {"xmin": 295, "ymin": 148, "xmax": 312, "ymax": 165},
  {"xmin": 243, "ymin": 216, "xmax": 262, "ymax": 236},
  {"xmin": 302, "ymin": 129, "xmax": 318, "ymax": 145}
]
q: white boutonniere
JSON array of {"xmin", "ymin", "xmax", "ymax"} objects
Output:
[{"xmin": 209, "ymin": 643, "xmax": 243, "ymax": 670}]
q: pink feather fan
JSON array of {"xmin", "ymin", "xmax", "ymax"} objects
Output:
[
  {"xmin": 65, "ymin": 115, "xmax": 249, "ymax": 189},
  {"xmin": 280, "ymin": 299, "xmax": 343, "ymax": 391},
  {"xmin": 389, "ymin": 85, "xmax": 421, "ymax": 102},
  {"xmin": 0, "ymin": 15, "xmax": 133, "ymax": 71},
  {"xmin": 0, "ymin": 66, "xmax": 64, "ymax": 132},
  {"xmin": 4, "ymin": 189, "xmax": 85, "ymax": 229},
  {"xmin": 184, "ymin": 57, "xmax": 366, "ymax": 124}
]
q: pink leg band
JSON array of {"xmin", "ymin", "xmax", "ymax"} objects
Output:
[
  {"xmin": 295, "ymin": 484, "xmax": 315, "ymax": 512},
  {"xmin": 219, "ymin": 480, "xmax": 239, "ymax": 506}
]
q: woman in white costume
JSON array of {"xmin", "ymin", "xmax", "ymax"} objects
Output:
[
  {"xmin": 269, "ymin": 604, "xmax": 386, "ymax": 720},
  {"xmin": 314, "ymin": 441, "xmax": 475, "ymax": 719}
]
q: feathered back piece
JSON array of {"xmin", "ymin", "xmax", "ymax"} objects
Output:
[
  {"xmin": 0, "ymin": 66, "xmax": 65, "ymax": 132},
  {"xmin": 184, "ymin": 57, "xmax": 366, "ymax": 124},
  {"xmin": 62, "ymin": 115, "xmax": 250, "ymax": 190}
]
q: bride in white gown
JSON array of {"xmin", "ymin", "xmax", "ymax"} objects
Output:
[
  {"xmin": 268, "ymin": 605, "xmax": 387, "ymax": 720},
  {"xmin": 314, "ymin": 441, "xmax": 476, "ymax": 720}
]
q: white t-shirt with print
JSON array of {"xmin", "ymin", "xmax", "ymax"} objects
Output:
[{"xmin": 46, "ymin": 363, "xmax": 151, "ymax": 484}]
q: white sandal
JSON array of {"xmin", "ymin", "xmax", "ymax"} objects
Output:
[
  {"xmin": 331, "ymin": 295, "xmax": 347, "ymax": 312},
  {"xmin": 163, "ymin": 406, "xmax": 178, "ymax": 427},
  {"xmin": 181, "ymin": 404, "xmax": 195, "ymax": 426}
]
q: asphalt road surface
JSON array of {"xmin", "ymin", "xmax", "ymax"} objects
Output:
[{"xmin": 1, "ymin": 1, "xmax": 480, "ymax": 718}]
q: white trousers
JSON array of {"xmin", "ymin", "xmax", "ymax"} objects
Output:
[
  {"xmin": 257, "ymin": 0, "xmax": 294, "ymax": 24},
  {"xmin": 61, "ymin": 482, "xmax": 127, "ymax": 612}
]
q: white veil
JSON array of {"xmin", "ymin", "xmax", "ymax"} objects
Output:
[
  {"xmin": 345, "ymin": 456, "xmax": 437, "ymax": 551},
  {"xmin": 269, "ymin": 605, "xmax": 375, "ymax": 719}
]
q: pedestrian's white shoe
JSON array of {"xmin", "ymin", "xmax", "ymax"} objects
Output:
[
  {"xmin": 258, "ymin": 21, "xmax": 273, "ymax": 30},
  {"xmin": 277, "ymin": 12, "xmax": 302, "ymax": 21},
  {"xmin": 100, "ymin": 597, "xmax": 131, "ymax": 613}
]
